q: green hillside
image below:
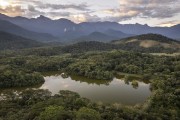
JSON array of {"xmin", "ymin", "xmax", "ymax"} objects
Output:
[
  {"xmin": 112, "ymin": 34, "xmax": 180, "ymax": 53},
  {"xmin": 0, "ymin": 31, "xmax": 42, "ymax": 50}
]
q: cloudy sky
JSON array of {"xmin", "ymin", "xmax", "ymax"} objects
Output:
[{"xmin": 0, "ymin": 0, "xmax": 180, "ymax": 26}]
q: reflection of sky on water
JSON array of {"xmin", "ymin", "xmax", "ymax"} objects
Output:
[{"xmin": 40, "ymin": 75, "xmax": 151, "ymax": 105}]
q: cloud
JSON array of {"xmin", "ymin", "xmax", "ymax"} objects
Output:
[
  {"xmin": 158, "ymin": 20, "xmax": 180, "ymax": 27},
  {"xmin": 14, "ymin": 0, "xmax": 90, "ymax": 11},
  {"xmin": 10, "ymin": 0, "xmax": 91, "ymax": 19},
  {"xmin": 21, "ymin": 0, "xmax": 100, "ymax": 23},
  {"xmin": 103, "ymin": 0, "xmax": 180, "ymax": 22},
  {"xmin": 70, "ymin": 13, "xmax": 101, "ymax": 23},
  {"xmin": 26, "ymin": 5, "xmax": 44, "ymax": 17},
  {"xmin": 0, "ymin": 0, "xmax": 179, "ymax": 24},
  {"xmin": 26, "ymin": 5, "xmax": 71, "ymax": 18},
  {"xmin": 37, "ymin": 3, "xmax": 89, "ymax": 11},
  {"xmin": 141, "ymin": 0, "xmax": 180, "ymax": 18},
  {"xmin": 0, "ymin": 5, "xmax": 24, "ymax": 16}
]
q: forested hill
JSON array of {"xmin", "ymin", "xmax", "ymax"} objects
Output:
[
  {"xmin": 62, "ymin": 35, "xmax": 180, "ymax": 53},
  {"xmin": 61, "ymin": 41, "xmax": 117, "ymax": 53},
  {"xmin": 0, "ymin": 31, "xmax": 43, "ymax": 50},
  {"xmin": 1, "ymin": 33, "xmax": 180, "ymax": 54},
  {"xmin": 118, "ymin": 34, "xmax": 180, "ymax": 43},
  {"xmin": 0, "ymin": 19, "xmax": 57, "ymax": 42},
  {"xmin": 111, "ymin": 34, "xmax": 180, "ymax": 53}
]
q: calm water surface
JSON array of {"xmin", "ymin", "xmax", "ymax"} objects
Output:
[
  {"xmin": 0, "ymin": 73, "xmax": 151, "ymax": 105},
  {"xmin": 40, "ymin": 73, "xmax": 151, "ymax": 105}
]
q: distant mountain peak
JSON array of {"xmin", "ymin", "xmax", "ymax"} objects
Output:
[
  {"xmin": 36, "ymin": 15, "xmax": 51, "ymax": 20},
  {"xmin": 57, "ymin": 18, "xmax": 74, "ymax": 23},
  {"xmin": 144, "ymin": 24, "xmax": 149, "ymax": 26},
  {"xmin": 13, "ymin": 16, "xmax": 28, "ymax": 20}
]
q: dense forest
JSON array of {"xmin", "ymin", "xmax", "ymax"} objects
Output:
[
  {"xmin": 0, "ymin": 43, "xmax": 180, "ymax": 119},
  {"xmin": 1, "ymin": 50, "xmax": 179, "ymax": 81},
  {"xmin": 0, "ymin": 70, "xmax": 44, "ymax": 88}
]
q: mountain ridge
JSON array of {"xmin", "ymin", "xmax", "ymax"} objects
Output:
[
  {"xmin": 0, "ymin": 19, "xmax": 57, "ymax": 42},
  {"xmin": 0, "ymin": 13, "xmax": 179, "ymax": 40}
]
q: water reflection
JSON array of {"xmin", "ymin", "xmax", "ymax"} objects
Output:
[
  {"xmin": 0, "ymin": 73, "xmax": 151, "ymax": 105},
  {"xmin": 0, "ymin": 84, "xmax": 41, "ymax": 100},
  {"xmin": 40, "ymin": 73, "xmax": 151, "ymax": 105},
  {"xmin": 70, "ymin": 75, "xmax": 111, "ymax": 86},
  {"xmin": 0, "ymin": 84, "xmax": 41, "ymax": 94}
]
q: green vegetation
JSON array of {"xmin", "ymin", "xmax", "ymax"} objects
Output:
[
  {"xmin": 0, "ymin": 31, "xmax": 43, "ymax": 50},
  {"xmin": 0, "ymin": 77, "xmax": 179, "ymax": 120},
  {"xmin": 0, "ymin": 49, "xmax": 179, "ymax": 85},
  {"xmin": 0, "ymin": 40, "xmax": 179, "ymax": 119},
  {"xmin": 0, "ymin": 70, "xmax": 44, "ymax": 88},
  {"xmin": 76, "ymin": 107, "xmax": 101, "ymax": 120},
  {"xmin": 131, "ymin": 80, "xmax": 138, "ymax": 88},
  {"xmin": 1, "ymin": 33, "xmax": 180, "ymax": 58},
  {"xmin": 119, "ymin": 33, "xmax": 180, "ymax": 43},
  {"xmin": 39, "ymin": 106, "xmax": 68, "ymax": 120},
  {"xmin": 112, "ymin": 34, "xmax": 180, "ymax": 53}
]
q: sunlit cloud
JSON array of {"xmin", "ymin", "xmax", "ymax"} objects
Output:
[
  {"xmin": 0, "ymin": 0, "xmax": 10, "ymax": 8},
  {"xmin": 0, "ymin": 0, "xmax": 179, "ymax": 26},
  {"xmin": 157, "ymin": 20, "xmax": 180, "ymax": 27},
  {"xmin": 101, "ymin": 0, "xmax": 180, "ymax": 22},
  {"xmin": 0, "ymin": 5, "xmax": 24, "ymax": 16},
  {"xmin": 70, "ymin": 13, "xmax": 100, "ymax": 23},
  {"xmin": 0, "ymin": 0, "xmax": 25, "ymax": 16}
]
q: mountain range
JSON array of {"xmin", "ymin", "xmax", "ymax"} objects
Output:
[{"xmin": 0, "ymin": 13, "xmax": 179, "ymax": 43}]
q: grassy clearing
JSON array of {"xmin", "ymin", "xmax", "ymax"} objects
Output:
[{"xmin": 150, "ymin": 53, "xmax": 180, "ymax": 56}]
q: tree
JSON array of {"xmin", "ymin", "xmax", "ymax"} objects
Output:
[
  {"xmin": 38, "ymin": 106, "xmax": 69, "ymax": 120},
  {"xmin": 76, "ymin": 107, "xmax": 101, "ymax": 120},
  {"xmin": 131, "ymin": 80, "xmax": 139, "ymax": 89}
]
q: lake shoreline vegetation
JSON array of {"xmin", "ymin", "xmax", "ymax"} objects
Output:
[{"xmin": 0, "ymin": 45, "xmax": 180, "ymax": 119}]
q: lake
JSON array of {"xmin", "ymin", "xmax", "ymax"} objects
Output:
[
  {"xmin": 0, "ymin": 72, "xmax": 151, "ymax": 105},
  {"xmin": 41, "ymin": 72, "xmax": 151, "ymax": 105}
]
